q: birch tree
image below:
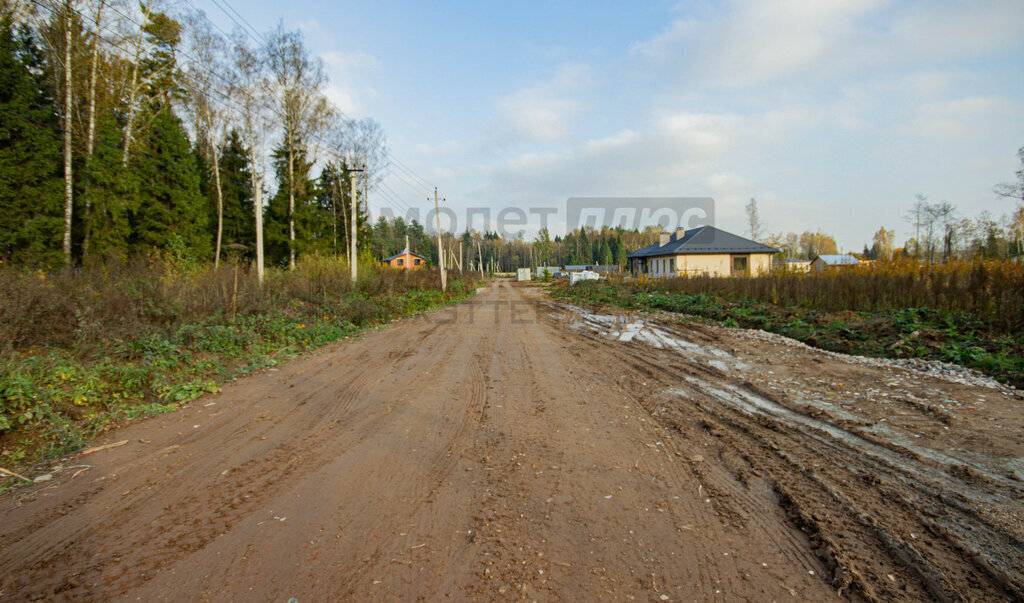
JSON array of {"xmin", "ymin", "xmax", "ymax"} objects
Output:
[
  {"xmin": 60, "ymin": 0, "xmax": 73, "ymax": 263},
  {"xmin": 266, "ymin": 24, "xmax": 330, "ymax": 270},
  {"xmin": 229, "ymin": 33, "xmax": 268, "ymax": 283},
  {"xmin": 118, "ymin": 0, "xmax": 178, "ymax": 167},
  {"xmin": 340, "ymin": 117, "xmax": 387, "ymax": 219},
  {"xmin": 745, "ymin": 197, "xmax": 763, "ymax": 242},
  {"xmin": 183, "ymin": 11, "xmax": 227, "ymax": 266},
  {"xmin": 994, "ymin": 146, "xmax": 1023, "ymax": 205}
]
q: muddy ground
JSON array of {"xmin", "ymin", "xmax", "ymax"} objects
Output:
[{"xmin": 1, "ymin": 280, "xmax": 1022, "ymax": 601}]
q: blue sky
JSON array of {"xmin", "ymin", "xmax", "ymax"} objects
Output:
[{"xmin": 192, "ymin": 0, "xmax": 1024, "ymax": 250}]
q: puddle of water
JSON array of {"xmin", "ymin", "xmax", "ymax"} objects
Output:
[
  {"xmin": 568, "ymin": 306, "xmax": 745, "ymax": 369},
  {"xmin": 559, "ymin": 300, "xmax": 1022, "ymax": 486},
  {"xmin": 676, "ymin": 376, "xmax": 1020, "ymax": 493}
]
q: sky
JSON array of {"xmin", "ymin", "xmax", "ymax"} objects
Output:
[{"xmin": 191, "ymin": 0, "xmax": 1024, "ymax": 251}]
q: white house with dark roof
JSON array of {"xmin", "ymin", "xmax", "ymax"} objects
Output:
[{"xmin": 627, "ymin": 226, "xmax": 779, "ymax": 278}]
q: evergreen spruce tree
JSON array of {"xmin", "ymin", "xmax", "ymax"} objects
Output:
[
  {"xmin": 83, "ymin": 114, "xmax": 137, "ymax": 259},
  {"xmin": 218, "ymin": 130, "xmax": 255, "ymax": 258},
  {"xmin": 0, "ymin": 12, "xmax": 63, "ymax": 266},
  {"xmin": 600, "ymin": 239, "xmax": 613, "ymax": 265},
  {"xmin": 371, "ymin": 215, "xmax": 391, "ymax": 259}
]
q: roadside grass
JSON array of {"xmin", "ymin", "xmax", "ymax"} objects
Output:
[
  {"xmin": 550, "ymin": 271, "xmax": 1024, "ymax": 388},
  {"xmin": 0, "ymin": 257, "xmax": 478, "ymax": 474}
]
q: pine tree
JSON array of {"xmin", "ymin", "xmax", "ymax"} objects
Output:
[
  {"xmin": 130, "ymin": 109, "xmax": 209, "ymax": 258},
  {"xmin": 217, "ymin": 129, "xmax": 254, "ymax": 258},
  {"xmin": 0, "ymin": 13, "xmax": 63, "ymax": 266},
  {"xmin": 600, "ymin": 239, "xmax": 612, "ymax": 265},
  {"xmin": 371, "ymin": 215, "xmax": 391, "ymax": 259},
  {"xmin": 83, "ymin": 114, "xmax": 137, "ymax": 259}
]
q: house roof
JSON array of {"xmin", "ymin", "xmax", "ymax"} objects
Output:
[
  {"xmin": 627, "ymin": 226, "xmax": 779, "ymax": 258},
  {"xmin": 383, "ymin": 248, "xmax": 427, "ymax": 262},
  {"xmin": 812, "ymin": 254, "xmax": 859, "ymax": 265}
]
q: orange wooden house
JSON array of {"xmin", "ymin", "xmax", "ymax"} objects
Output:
[{"xmin": 383, "ymin": 248, "xmax": 427, "ymax": 270}]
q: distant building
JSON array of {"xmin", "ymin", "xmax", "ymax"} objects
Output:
[
  {"xmin": 535, "ymin": 266, "xmax": 561, "ymax": 278},
  {"xmin": 570, "ymin": 270, "xmax": 601, "ymax": 285},
  {"xmin": 564, "ymin": 264, "xmax": 620, "ymax": 274},
  {"xmin": 810, "ymin": 254, "xmax": 860, "ymax": 271},
  {"xmin": 516, "ymin": 268, "xmax": 532, "ymax": 281},
  {"xmin": 780, "ymin": 258, "xmax": 811, "ymax": 272},
  {"xmin": 627, "ymin": 226, "xmax": 778, "ymax": 278},
  {"xmin": 383, "ymin": 248, "xmax": 427, "ymax": 270}
]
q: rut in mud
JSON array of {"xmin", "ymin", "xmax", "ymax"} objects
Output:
[{"xmin": 1, "ymin": 280, "xmax": 1021, "ymax": 601}]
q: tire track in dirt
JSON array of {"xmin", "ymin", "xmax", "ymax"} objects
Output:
[
  {"xmin": 2, "ymin": 280, "xmax": 1018, "ymax": 600},
  {"xmin": 540, "ymin": 295, "xmax": 1023, "ymax": 601}
]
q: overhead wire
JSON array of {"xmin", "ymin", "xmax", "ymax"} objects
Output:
[
  {"xmin": 205, "ymin": 0, "xmax": 439, "ymax": 202},
  {"xmin": 26, "ymin": 0, "xmax": 436, "ymax": 227}
]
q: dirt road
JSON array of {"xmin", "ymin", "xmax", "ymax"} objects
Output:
[{"xmin": 2, "ymin": 280, "xmax": 1022, "ymax": 601}]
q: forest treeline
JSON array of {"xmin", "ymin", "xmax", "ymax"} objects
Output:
[
  {"xmin": 2, "ymin": 1, "xmax": 1021, "ymax": 277},
  {"xmin": 0, "ymin": 0, "xmax": 386, "ymax": 275}
]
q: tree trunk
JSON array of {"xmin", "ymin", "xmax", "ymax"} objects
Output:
[
  {"xmin": 82, "ymin": 0, "xmax": 104, "ymax": 256},
  {"xmin": 212, "ymin": 143, "xmax": 223, "ymax": 269},
  {"xmin": 122, "ymin": 56, "xmax": 139, "ymax": 166},
  {"xmin": 62, "ymin": 3, "xmax": 73, "ymax": 265},
  {"xmin": 121, "ymin": 8, "xmax": 146, "ymax": 167}
]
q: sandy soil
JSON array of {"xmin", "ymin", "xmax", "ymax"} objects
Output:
[{"xmin": 1, "ymin": 280, "xmax": 1022, "ymax": 601}]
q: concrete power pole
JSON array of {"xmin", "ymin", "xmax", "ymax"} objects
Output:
[
  {"xmin": 477, "ymin": 240, "xmax": 483, "ymax": 277},
  {"xmin": 349, "ymin": 160, "xmax": 364, "ymax": 283},
  {"xmin": 433, "ymin": 187, "xmax": 446, "ymax": 292}
]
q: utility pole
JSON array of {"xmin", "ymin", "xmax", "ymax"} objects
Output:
[
  {"xmin": 477, "ymin": 239, "xmax": 483, "ymax": 277},
  {"xmin": 405, "ymin": 234, "xmax": 411, "ymax": 272},
  {"xmin": 349, "ymin": 159, "xmax": 364, "ymax": 283},
  {"xmin": 432, "ymin": 187, "xmax": 446, "ymax": 292}
]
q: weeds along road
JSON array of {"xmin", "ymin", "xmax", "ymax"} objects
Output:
[{"xmin": 2, "ymin": 280, "xmax": 1023, "ymax": 601}]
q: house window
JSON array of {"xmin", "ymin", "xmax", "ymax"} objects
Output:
[
  {"xmin": 397, "ymin": 258, "xmax": 404, "ymax": 266},
  {"xmin": 414, "ymin": 258, "xmax": 421, "ymax": 265},
  {"xmin": 731, "ymin": 255, "xmax": 748, "ymax": 276}
]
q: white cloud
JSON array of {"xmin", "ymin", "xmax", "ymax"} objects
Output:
[
  {"xmin": 472, "ymin": 107, "xmax": 810, "ymax": 211},
  {"xmin": 320, "ymin": 50, "xmax": 381, "ymax": 116},
  {"xmin": 633, "ymin": 0, "xmax": 889, "ymax": 87},
  {"xmin": 415, "ymin": 140, "xmax": 462, "ymax": 156},
  {"xmin": 631, "ymin": 0, "xmax": 1024, "ymax": 90},
  {"xmin": 905, "ymin": 96, "xmax": 1024, "ymax": 141},
  {"xmin": 495, "ymin": 63, "xmax": 591, "ymax": 144}
]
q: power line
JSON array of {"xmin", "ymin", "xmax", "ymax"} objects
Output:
[
  {"xmin": 207, "ymin": 0, "xmax": 438, "ymax": 198},
  {"xmin": 28, "ymin": 0, "xmax": 436, "ymax": 217},
  {"xmin": 207, "ymin": 0, "xmax": 265, "ymax": 45},
  {"xmin": 375, "ymin": 181, "xmax": 417, "ymax": 215}
]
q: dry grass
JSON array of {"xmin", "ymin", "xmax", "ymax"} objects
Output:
[
  {"xmin": 0, "ymin": 257, "xmax": 460, "ymax": 354},
  {"xmin": 635, "ymin": 259, "xmax": 1024, "ymax": 332}
]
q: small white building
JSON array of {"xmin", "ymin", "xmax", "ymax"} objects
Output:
[
  {"xmin": 570, "ymin": 270, "xmax": 601, "ymax": 285},
  {"xmin": 781, "ymin": 258, "xmax": 811, "ymax": 272},
  {"xmin": 516, "ymin": 267, "xmax": 532, "ymax": 281}
]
